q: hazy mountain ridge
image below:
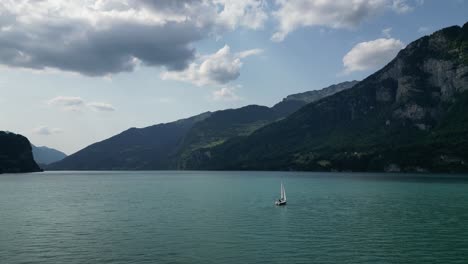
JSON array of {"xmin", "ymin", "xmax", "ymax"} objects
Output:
[
  {"xmin": 184, "ymin": 23, "xmax": 468, "ymax": 172},
  {"xmin": 0, "ymin": 131, "xmax": 41, "ymax": 173},
  {"xmin": 48, "ymin": 112, "xmax": 212, "ymax": 170},
  {"xmin": 32, "ymin": 145, "xmax": 67, "ymax": 165}
]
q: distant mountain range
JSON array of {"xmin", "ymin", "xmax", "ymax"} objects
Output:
[
  {"xmin": 0, "ymin": 131, "xmax": 41, "ymax": 173},
  {"xmin": 48, "ymin": 81, "xmax": 358, "ymax": 170},
  {"xmin": 31, "ymin": 145, "xmax": 67, "ymax": 166},
  {"xmin": 48, "ymin": 112, "xmax": 211, "ymax": 170},
  {"xmin": 49, "ymin": 22, "xmax": 468, "ymax": 173}
]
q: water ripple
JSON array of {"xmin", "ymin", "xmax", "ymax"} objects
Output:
[{"xmin": 1, "ymin": 171, "xmax": 468, "ymax": 264}]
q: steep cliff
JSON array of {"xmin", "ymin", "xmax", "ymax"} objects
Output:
[{"xmin": 0, "ymin": 131, "xmax": 41, "ymax": 173}]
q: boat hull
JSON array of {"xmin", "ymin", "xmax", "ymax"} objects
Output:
[{"xmin": 275, "ymin": 201, "xmax": 287, "ymax": 206}]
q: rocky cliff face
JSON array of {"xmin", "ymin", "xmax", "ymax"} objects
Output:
[
  {"xmin": 0, "ymin": 131, "xmax": 41, "ymax": 173},
  {"xmin": 374, "ymin": 25, "xmax": 468, "ymax": 129}
]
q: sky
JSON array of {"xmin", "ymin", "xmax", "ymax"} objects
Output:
[{"xmin": 0, "ymin": 0, "xmax": 466, "ymax": 154}]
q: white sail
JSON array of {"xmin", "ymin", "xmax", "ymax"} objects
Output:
[
  {"xmin": 280, "ymin": 182, "xmax": 286, "ymax": 201},
  {"xmin": 280, "ymin": 182, "xmax": 283, "ymax": 199},
  {"xmin": 280, "ymin": 183, "xmax": 283, "ymax": 199},
  {"xmin": 275, "ymin": 182, "xmax": 287, "ymax": 205},
  {"xmin": 283, "ymin": 184, "xmax": 286, "ymax": 201},
  {"xmin": 281, "ymin": 183, "xmax": 286, "ymax": 201}
]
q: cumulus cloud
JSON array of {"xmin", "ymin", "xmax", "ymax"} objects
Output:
[
  {"xmin": 88, "ymin": 102, "xmax": 116, "ymax": 112},
  {"xmin": 212, "ymin": 86, "xmax": 242, "ymax": 101},
  {"xmin": 0, "ymin": 0, "xmax": 267, "ymax": 76},
  {"xmin": 33, "ymin": 126, "xmax": 63, "ymax": 136},
  {"xmin": 214, "ymin": 0, "xmax": 268, "ymax": 30},
  {"xmin": 271, "ymin": 0, "xmax": 419, "ymax": 42},
  {"xmin": 161, "ymin": 45, "xmax": 263, "ymax": 86},
  {"xmin": 343, "ymin": 38, "xmax": 405, "ymax": 73}
]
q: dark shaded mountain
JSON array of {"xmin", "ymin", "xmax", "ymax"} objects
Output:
[
  {"xmin": 0, "ymin": 131, "xmax": 41, "ymax": 173},
  {"xmin": 185, "ymin": 23, "xmax": 468, "ymax": 173},
  {"xmin": 48, "ymin": 112, "xmax": 211, "ymax": 170},
  {"xmin": 49, "ymin": 81, "xmax": 357, "ymax": 170},
  {"xmin": 32, "ymin": 145, "xmax": 67, "ymax": 165}
]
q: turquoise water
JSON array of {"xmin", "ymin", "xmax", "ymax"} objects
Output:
[{"xmin": 1, "ymin": 171, "xmax": 468, "ymax": 264}]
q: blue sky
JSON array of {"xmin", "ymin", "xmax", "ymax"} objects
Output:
[{"xmin": 0, "ymin": 0, "xmax": 466, "ymax": 154}]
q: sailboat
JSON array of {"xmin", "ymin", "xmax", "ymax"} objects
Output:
[{"xmin": 275, "ymin": 182, "xmax": 287, "ymax": 206}]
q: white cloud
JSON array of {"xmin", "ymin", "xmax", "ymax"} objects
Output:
[
  {"xmin": 33, "ymin": 126, "xmax": 63, "ymax": 136},
  {"xmin": 237, "ymin": 48, "xmax": 264, "ymax": 58},
  {"xmin": 214, "ymin": 0, "xmax": 268, "ymax": 30},
  {"xmin": 48, "ymin": 96, "xmax": 85, "ymax": 111},
  {"xmin": 88, "ymin": 102, "xmax": 116, "ymax": 112},
  {"xmin": 48, "ymin": 96, "xmax": 115, "ymax": 112},
  {"xmin": 212, "ymin": 86, "xmax": 242, "ymax": 101},
  {"xmin": 391, "ymin": 0, "xmax": 413, "ymax": 13},
  {"xmin": 272, "ymin": 0, "xmax": 384, "ymax": 42},
  {"xmin": 48, "ymin": 96, "xmax": 84, "ymax": 106},
  {"xmin": 161, "ymin": 45, "xmax": 263, "ymax": 86},
  {"xmin": 0, "ymin": 0, "xmax": 267, "ymax": 76},
  {"xmin": 271, "ymin": 0, "xmax": 419, "ymax": 42},
  {"xmin": 343, "ymin": 38, "xmax": 405, "ymax": 74},
  {"xmin": 382, "ymin": 27, "xmax": 392, "ymax": 38}
]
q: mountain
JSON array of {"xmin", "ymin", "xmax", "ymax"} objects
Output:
[
  {"xmin": 176, "ymin": 105, "xmax": 285, "ymax": 168},
  {"xmin": 49, "ymin": 82, "xmax": 357, "ymax": 170},
  {"xmin": 185, "ymin": 23, "xmax": 468, "ymax": 173},
  {"xmin": 176, "ymin": 82, "xmax": 358, "ymax": 168},
  {"xmin": 32, "ymin": 145, "xmax": 67, "ymax": 165},
  {"xmin": 270, "ymin": 81, "xmax": 358, "ymax": 116},
  {"xmin": 274, "ymin": 80, "xmax": 359, "ymax": 108},
  {"xmin": 0, "ymin": 131, "xmax": 41, "ymax": 173},
  {"xmin": 48, "ymin": 112, "xmax": 211, "ymax": 170}
]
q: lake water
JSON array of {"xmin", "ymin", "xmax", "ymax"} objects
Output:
[{"xmin": 1, "ymin": 171, "xmax": 468, "ymax": 264}]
